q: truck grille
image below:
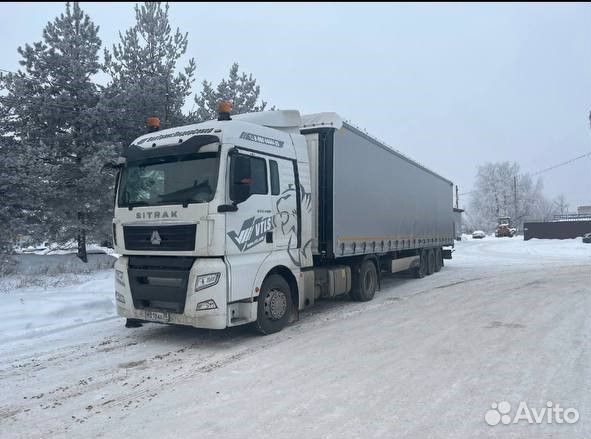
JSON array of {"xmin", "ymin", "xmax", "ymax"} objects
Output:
[
  {"xmin": 123, "ymin": 224, "xmax": 196, "ymax": 251},
  {"xmin": 128, "ymin": 256, "xmax": 194, "ymax": 313}
]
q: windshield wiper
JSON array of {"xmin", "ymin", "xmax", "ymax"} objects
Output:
[{"xmin": 126, "ymin": 201, "xmax": 150, "ymax": 211}]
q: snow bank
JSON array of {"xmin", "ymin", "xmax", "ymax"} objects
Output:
[
  {"xmin": 0, "ymin": 270, "xmax": 115, "ymax": 343},
  {"xmin": 16, "ymin": 241, "xmax": 116, "ymax": 256},
  {"xmin": 453, "ymin": 236, "xmax": 591, "ymax": 267}
]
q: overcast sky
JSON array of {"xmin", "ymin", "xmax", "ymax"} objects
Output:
[{"xmin": 1, "ymin": 2, "xmax": 590, "ymax": 209}]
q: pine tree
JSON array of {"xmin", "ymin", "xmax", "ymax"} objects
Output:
[
  {"xmin": 193, "ymin": 62, "xmax": 271, "ymax": 122},
  {"xmin": 0, "ymin": 132, "xmax": 39, "ymax": 251},
  {"xmin": 0, "ymin": 2, "xmax": 114, "ymax": 260},
  {"xmin": 102, "ymin": 2, "xmax": 196, "ymax": 145}
]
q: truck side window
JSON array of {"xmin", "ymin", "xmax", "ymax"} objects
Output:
[
  {"xmin": 249, "ymin": 156, "xmax": 268, "ymax": 195},
  {"xmin": 269, "ymin": 160, "xmax": 280, "ymax": 195}
]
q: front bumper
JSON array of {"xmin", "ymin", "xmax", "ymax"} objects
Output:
[{"xmin": 114, "ymin": 256, "xmax": 227, "ymax": 329}]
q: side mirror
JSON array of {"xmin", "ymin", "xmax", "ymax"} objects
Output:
[
  {"xmin": 100, "ymin": 162, "xmax": 117, "ymax": 174},
  {"xmin": 229, "ymin": 154, "xmax": 252, "ymax": 204}
]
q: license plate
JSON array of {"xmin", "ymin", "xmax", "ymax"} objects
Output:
[{"xmin": 145, "ymin": 310, "xmax": 170, "ymax": 322}]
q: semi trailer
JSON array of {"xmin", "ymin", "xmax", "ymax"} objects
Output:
[{"xmin": 112, "ymin": 104, "xmax": 455, "ymax": 334}]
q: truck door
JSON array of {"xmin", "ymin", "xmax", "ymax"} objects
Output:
[
  {"xmin": 268, "ymin": 158, "xmax": 298, "ymax": 252},
  {"xmin": 225, "ymin": 151, "xmax": 274, "ymax": 301}
]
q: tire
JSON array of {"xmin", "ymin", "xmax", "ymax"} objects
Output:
[
  {"xmin": 350, "ymin": 259, "xmax": 378, "ymax": 302},
  {"xmin": 426, "ymin": 249, "xmax": 435, "ymax": 275},
  {"xmin": 255, "ymin": 274, "xmax": 292, "ymax": 335},
  {"xmin": 412, "ymin": 249, "xmax": 427, "ymax": 279},
  {"xmin": 434, "ymin": 248, "xmax": 442, "ymax": 272}
]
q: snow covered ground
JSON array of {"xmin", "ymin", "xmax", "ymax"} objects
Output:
[{"xmin": 0, "ymin": 238, "xmax": 589, "ymax": 438}]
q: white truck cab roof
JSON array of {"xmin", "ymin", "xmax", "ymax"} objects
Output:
[{"xmin": 128, "ymin": 111, "xmax": 344, "ymax": 162}]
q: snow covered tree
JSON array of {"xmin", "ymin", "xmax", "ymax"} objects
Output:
[
  {"xmin": 469, "ymin": 162, "xmax": 549, "ymax": 231},
  {"xmin": 553, "ymin": 194, "xmax": 569, "ymax": 215},
  {"xmin": 193, "ymin": 62, "xmax": 270, "ymax": 122},
  {"xmin": 102, "ymin": 2, "xmax": 196, "ymax": 145},
  {"xmin": 0, "ymin": 132, "xmax": 39, "ymax": 251},
  {"xmin": 0, "ymin": 2, "xmax": 115, "ymax": 259}
]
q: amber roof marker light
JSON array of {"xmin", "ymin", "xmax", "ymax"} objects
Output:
[
  {"xmin": 146, "ymin": 116, "xmax": 160, "ymax": 133},
  {"xmin": 218, "ymin": 101, "xmax": 233, "ymax": 121}
]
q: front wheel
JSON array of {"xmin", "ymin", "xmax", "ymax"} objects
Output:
[{"xmin": 255, "ymin": 274, "xmax": 292, "ymax": 335}]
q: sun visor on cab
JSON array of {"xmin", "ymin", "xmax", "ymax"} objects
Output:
[{"xmin": 123, "ymin": 134, "xmax": 220, "ymax": 162}]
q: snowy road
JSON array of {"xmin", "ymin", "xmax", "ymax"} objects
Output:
[{"xmin": 1, "ymin": 238, "xmax": 590, "ymax": 438}]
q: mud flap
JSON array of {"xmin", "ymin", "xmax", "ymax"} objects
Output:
[{"xmin": 442, "ymin": 249, "xmax": 454, "ymax": 260}]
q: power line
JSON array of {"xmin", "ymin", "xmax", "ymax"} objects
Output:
[
  {"xmin": 531, "ymin": 151, "xmax": 591, "ymax": 176},
  {"xmin": 459, "ymin": 151, "xmax": 591, "ymax": 198}
]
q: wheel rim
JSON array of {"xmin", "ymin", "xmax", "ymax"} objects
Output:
[{"xmin": 264, "ymin": 288, "xmax": 287, "ymax": 320}]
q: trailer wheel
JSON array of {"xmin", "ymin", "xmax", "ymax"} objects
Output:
[
  {"xmin": 350, "ymin": 260, "xmax": 378, "ymax": 302},
  {"xmin": 412, "ymin": 250, "xmax": 427, "ymax": 278},
  {"xmin": 255, "ymin": 274, "xmax": 292, "ymax": 335},
  {"xmin": 426, "ymin": 249, "xmax": 435, "ymax": 275},
  {"xmin": 434, "ymin": 248, "xmax": 442, "ymax": 272}
]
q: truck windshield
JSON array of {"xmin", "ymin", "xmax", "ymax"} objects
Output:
[{"xmin": 118, "ymin": 152, "xmax": 220, "ymax": 208}]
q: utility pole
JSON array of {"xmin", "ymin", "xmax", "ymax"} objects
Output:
[
  {"xmin": 513, "ymin": 175, "xmax": 517, "ymax": 228},
  {"xmin": 455, "ymin": 185, "xmax": 459, "ymax": 209}
]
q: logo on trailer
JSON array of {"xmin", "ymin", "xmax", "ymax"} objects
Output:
[
  {"xmin": 151, "ymin": 230, "xmax": 162, "ymax": 245},
  {"xmin": 228, "ymin": 216, "xmax": 274, "ymax": 252}
]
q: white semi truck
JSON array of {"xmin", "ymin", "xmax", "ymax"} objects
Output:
[{"xmin": 112, "ymin": 104, "xmax": 455, "ymax": 334}]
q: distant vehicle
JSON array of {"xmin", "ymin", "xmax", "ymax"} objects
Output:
[
  {"xmin": 583, "ymin": 233, "xmax": 591, "ymax": 244},
  {"xmin": 495, "ymin": 216, "xmax": 516, "ymax": 238},
  {"xmin": 472, "ymin": 230, "xmax": 486, "ymax": 239}
]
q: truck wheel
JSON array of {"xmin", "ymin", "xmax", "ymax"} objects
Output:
[
  {"xmin": 412, "ymin": 250, "xmax": 427, "ymax": 278},
  {"xmin": 255, "ymin": 274, "xmax": 292, "ymax": 335},
  {"xmin": 434, "ymin": 248, "xmax": 442, "ymax": 272},
  {"xmin": 350, "ymin": 260, "xmax": 378, "ymax": 302},
  {"xmin": 427, "ymin": 249, "xmax": 435, "ymax": 275}
]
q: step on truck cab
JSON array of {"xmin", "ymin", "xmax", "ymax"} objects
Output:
[{"xmin": 112, "ymin": 103, "xmax": 455, "ymax": 334}]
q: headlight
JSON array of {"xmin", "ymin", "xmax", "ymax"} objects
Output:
[
  {"xmin": 116, "ymin": 292, "xmax": 126, "ymax": 304},
  {"xmin": 115, "ymin": 269, "xmax": 125, "ymax": 286},
  {"xmin": 195, "ymin": 273, "xmax": 220, "ymax": 291}
]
